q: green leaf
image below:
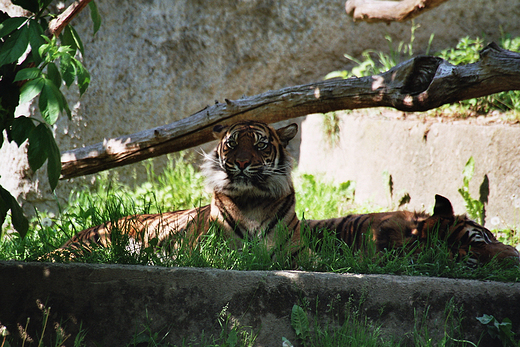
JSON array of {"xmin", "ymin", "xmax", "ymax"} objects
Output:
[
  {"xmin": 89, "ymin": 2, "xmax": 102, "ymax": 35},
  {"xmin": 27, "ymin": 123, "xmax": 49, "ymax": 171},
  {"xmin": 62, "ymin": 92, "xmax": 71, "ymax": 119},
  {"xmin": 0, "ymin": 188, "xmax": 8, "ymax": 237},
  {"xmin": 59, "ymin": 53, "xmax": 75, "ymax": 87},
  {"xmin": 11, "ymin": 0, "xmax": 40, "ymax": 13},
  {"xmin": 73, "ymin": 58, "xmax": 91, "ymax": 95},
  {"xmin": 44, "ymin": 73, "xmax": 71, "ymax": 118},
  {"xmin": 0, "ymin": 23, "xmax": 30, "ymax": 66},
  {"xmin": 19, "ymin": 76, "xmax": 45, "ymax": 104},
  {"xmin": 10, "ymin": 116, "xmax": 35, "ymax": 146},
  {"xmin": 476, "ymin": 314, "xmax": 495, "ymax": 325},
  {"xmin": 39, "ymin": 77, "xmax": 65, "ymax": 124},
  {"xmin": 0, "ymin": 184, "xmax": 29, "ymax": 238},
  {"xmin": 462, "ymin": 156, "xmax": 475, "ymax": 184},
  {"xmin": 69, "ymin": 25, "xmax": 84, "ymax": 56},
  {"xmin": 290, "ymin": 305, "xmax": 309, "ymax": 340},
  {"xmin": 38, "ymin": 35, "xmax": 53, "ymax": 60},
  {"xmin": 8, "ymin": 192, "xmax": 29, "ymax": 237},
  {"xmin": 46, "ymin": 132, "xmax": 61, "ymax": 191},
  {"xmin": 14, "ymin": 67, "xmax": 42, "ymax": 82},
  {"xmin": 479, "ymin": 174, "xmax": 489, "ymax": 205},
  {"xmin": 0, "ymin": 17, "xmax": 26, "ymax": 38},
  {"xmin": 60, "ymin": 25, "xmax": 77, "ymax": 56},
  {"xmin": 226, "ymin": 329, "xmax": 238, "ymax": 347},
  {"xmin": 34, "ymin": 125, "xmax": 61, "ymax": 191},
  {"xmin": 60, "ymin": 24, "xmax": 84, "ymax": 56},
  {"xmin": 46, "ymin": 62, "xmax": 62, "ymax": 87},
  {"xmin": 27, "ymin": 19, "xmax": 45, "ymax": 63}
]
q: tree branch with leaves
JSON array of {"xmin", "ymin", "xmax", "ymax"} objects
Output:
[{"xmin": 0, "ymin": 0, "xmax": 100, "ymax": 237}]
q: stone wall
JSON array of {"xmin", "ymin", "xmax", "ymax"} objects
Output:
[
  {"xmin": 1, "ymin": 0, "xmax": 519, "ymax": 220},
  {"xmin": 2, "ymin": 261, "xmax": 519, "ymax": 346}
]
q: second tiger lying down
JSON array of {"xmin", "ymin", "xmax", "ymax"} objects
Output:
[
  {"xmin": 306, "ymin": 194, "xmax": 520, "ymax": 265},
  {"xmin": 50, "ymin": 121, "xmax": 518, "ymax": 266}
]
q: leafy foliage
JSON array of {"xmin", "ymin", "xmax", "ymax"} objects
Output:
[
  {"xmin": 326, "ymin": 28, "xmax": 520, "ymax": 118},
  {"xmin": 325, "ymin": 22, "xmax": 425, "ymax": 80},
  {"xmin": 0, "ymin": 0, "xmax": 100, "ymax": 237},
  {"xmin": 294, "ymin": 171, "xmax": 356, "ymax": 220},
  {"xmin": 457, "ymin": 157, "xmax": 488, "ymax": 225},
  {"xmin": 436, "ymin": 35, "xmax": 520, "ymax": 115},
  {"xmin": 285, "ymin": 298, "xmax": 474, "ymax": 347},
  {"xmin": 291, "ymin": 304, "xmax": 310, "ymax": 341},
  {"xmin": 477, "ymin": 314, "xmax": 519, "ymax": 347}
]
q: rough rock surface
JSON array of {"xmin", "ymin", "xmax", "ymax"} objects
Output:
[{"xmin": 2, "ymin": 261, "xmax": 519, "ymax": 346}]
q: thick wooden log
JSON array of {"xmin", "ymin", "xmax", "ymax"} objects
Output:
[
  {"xmin": 60, "ymin": 43, "xmax": 520, "ymax": 179},
  {"xmin": 345, "ymin": 0, "xmax": 450, "ymax": 23}
]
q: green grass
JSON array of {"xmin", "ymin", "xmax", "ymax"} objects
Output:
[
  {"xmin": 1, "ymin": 154, "xmax": 518, "ymax": 283},
  {"xmin": 284, "ymin": 296, "xmax": 476, "ymax": 347},
  {"xmin": 0, "ymin": 294, "xmax": 492, "ymax": 347},
  {"xmin": 0, "ymin": 301, "xmax": 88, "ymax": 347},
  {"xmin": 326, "ymin": 27, "xmax": 520, "ymax": 120},
  {"xmin": 2, "ymin": 155, "xmax": 518, "ymax": 346},
  {"xmin": 124, "ymin": 292, "xmax": 478, "ymax": 347}
]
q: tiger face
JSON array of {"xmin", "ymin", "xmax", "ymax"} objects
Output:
[
  {"xmin": 202, "ymin": 120, "xmax": 298, "ymax": 199},
  {"xmin": 417, "ymin": 195, "xmax": 520, "ymax": 265}
]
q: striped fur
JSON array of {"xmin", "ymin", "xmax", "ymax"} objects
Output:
[
  {"xmin": 60, "ymin": 205, "xmax": 211, "ymax": 253},
  {"xmin": 306, "ymin": 195, "xmax": 520, "ymax": 265},
  {"xmin": 51, "ymin": 120, "xmax": 519, "ymax": 267},
  {"xmin": 202, "ymin": 121, "xmax": 300, "ymax": 249},
  {"xmin": 52, "ymin": 120, "xmax": 303, "ymax": 258}
]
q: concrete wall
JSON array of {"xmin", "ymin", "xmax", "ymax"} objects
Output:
[
  {"xmin": 2, "ymin": 261, "xmax": 519, "ymax": 346},
  {"xmin": 1, "ymin": 0, "xmax": 519, "ymax": 221}
]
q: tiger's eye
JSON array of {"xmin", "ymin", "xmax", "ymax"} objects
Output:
[
  {"xmin": 226, "ymin": 139, "xmax": 237, "ymax": 149},
  {"xmin": 256, "ymin": 142, "xmax": 268, "ymax": 150}
]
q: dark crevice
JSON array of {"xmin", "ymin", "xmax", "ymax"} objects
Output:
[{"xmin": 401, "ymin": 56, "xmax": 443, "ymax": 95}]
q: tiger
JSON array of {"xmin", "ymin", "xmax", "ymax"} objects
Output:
[
  {"xmin": 305, "ymin": 194, "xmax": 520, "ymax": 265},
  {"xmin": 50, "ymin": 120, "xmax": 304, "ymax": 260},
  {"xmin": 49, "ymin": 120, "xmax": 519, "ymax": 267}
]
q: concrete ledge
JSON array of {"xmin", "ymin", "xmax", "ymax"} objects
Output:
[{"xmin": 1, "ymin": 261, "xmax": 519, "ymax": 346}]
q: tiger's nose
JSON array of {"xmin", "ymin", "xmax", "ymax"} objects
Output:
[{"xmin": 236, "ymin": 158, "xmax": 250, "ymax": 170}]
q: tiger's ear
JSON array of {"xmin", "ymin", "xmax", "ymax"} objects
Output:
[
  {"xmin": 433, "ymin": 194, "xmax": 454, "ymax": 217},
  {"xmin": 212, "ymin": 124, "xmax": 229, "ymax": 140},
  {"xmin": 276, "ymin": 123, "xmax": 298, "ymax": 147}
]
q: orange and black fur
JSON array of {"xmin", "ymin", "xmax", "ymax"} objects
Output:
[
  {"xmin": 306, "ymin": 195, "xmax": 520, "ymax": 265},
  {"xmin": 50, "ymin": 120, "xmax": 519, "ymax": 266},
  {"xmin": 54, "ymin": 120, "xmax": 304, "ymax": 258}
]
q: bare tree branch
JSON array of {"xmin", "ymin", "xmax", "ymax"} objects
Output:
[
  {"xmin": 345, "ymin": 0, "xmax": 450, "ymax": 23},
  {"xmin": 48, "ymin": 0, "xmax": 93, "ymax": 37},
  {"xmin": 60, "ymin": 43, "xmax": 520, "ymax": 180}
]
